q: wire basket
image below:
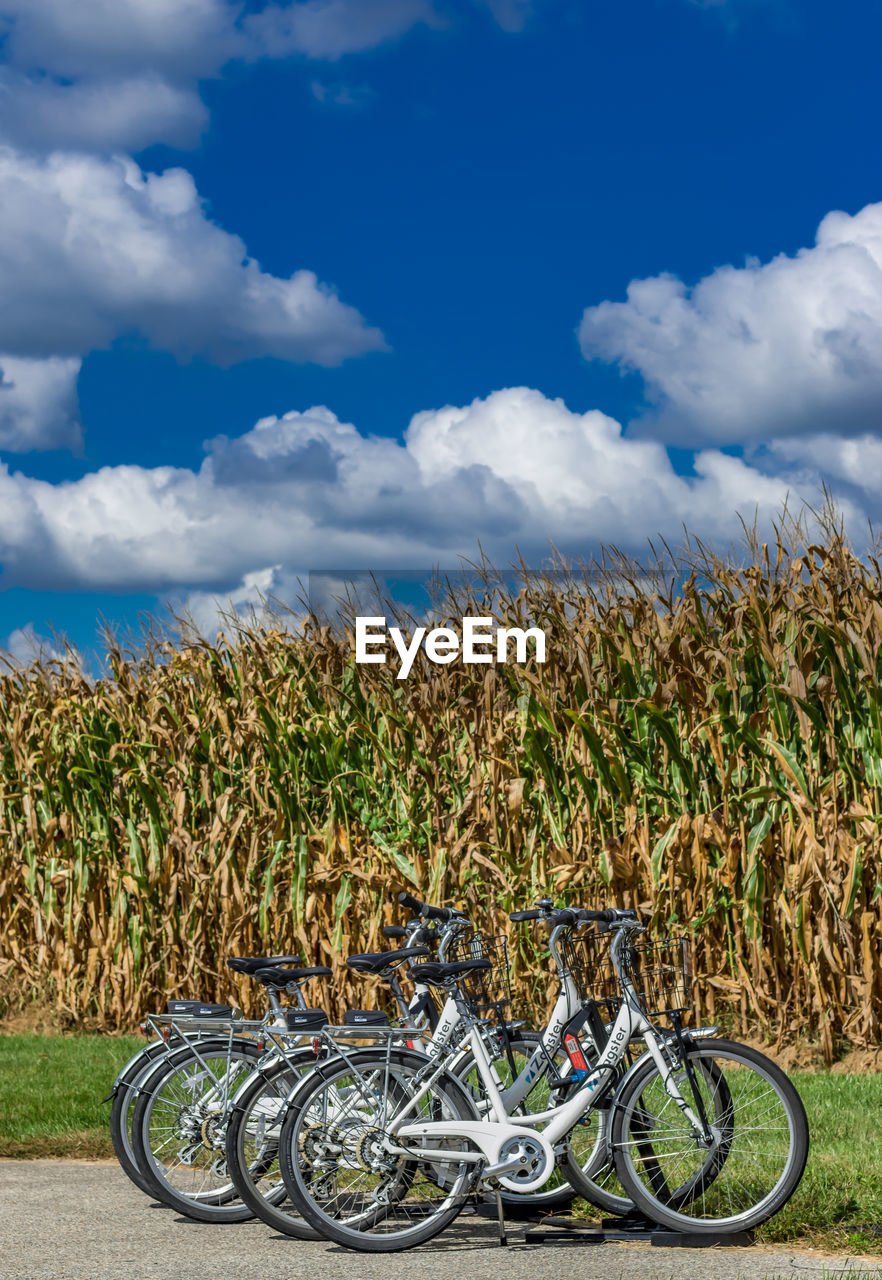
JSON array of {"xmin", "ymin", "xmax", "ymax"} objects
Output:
[
  {"xmin": 561, "ymin": 929, "xmax": 693, "ymax": 1020},
  {"xmin": 447, "ymin": 931, "xmax": 512, "ymax": 1014}
]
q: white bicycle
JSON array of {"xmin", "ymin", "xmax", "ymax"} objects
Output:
[{"xmin": 275, "ymin": 909, "xmax": 810, "ymax": 1251}]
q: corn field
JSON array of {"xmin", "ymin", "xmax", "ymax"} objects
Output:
[{"xmin": 2, "ymin": 525, "xmax": 882, "ymax": 1060}]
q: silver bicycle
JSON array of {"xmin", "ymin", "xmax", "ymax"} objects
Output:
[{"xmin": 274, "ymin": 909, "xmax": 810, "ymax": 1251}]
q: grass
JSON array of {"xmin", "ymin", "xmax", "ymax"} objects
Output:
[
  {"xmin": 0, "ymin": 1033, "xmax": 142, "ymax": 1158},
  {"xmin": 755, "ymin": 1073, "xmax": 882, "ymax": 1253},
  {"xmin": 2, "ymin": 1036, "xmax": 882, "ymax": 1257}
]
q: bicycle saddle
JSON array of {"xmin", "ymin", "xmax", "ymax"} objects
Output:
[
  {"xmin": 226, "ymin": 955, "xmax": 303, "ymax": 975},
  {"xmin": 346, "ymin": 946, "xmax": 430, "ymax": 974},
  {"xmin": 409, "ymin": 959, "xmax": 491, "ymax": 987},
  {"xmin": 253, "ymin": 965, "xmax": 333, "ymax": 987}
]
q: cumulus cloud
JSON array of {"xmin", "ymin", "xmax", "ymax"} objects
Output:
[
  {"xmin": 176, "ymin": 563, "xmax": 304, "ymax": 639},
  {"xmin": 0, "ymin": 0, "xmax": 227, "ymax": 150},
  {"xmin": 0, "ymin": 0, "xmax": 237, "ymax": 80},
  {"xmin": 0, "ymin": 0, "xmax": 440, "ymax": 76},
  {"xmin": 0, "ymin": 355, "xmax": 82, "ymax": 452},
  {"xmin": 0, "ymin": 148, "xmax": 384, "ymax": 365},
  {"xmin": 766, "ymin": 432, "xmax": 882, "ymax": 501},
  {"xmin": 0, "ymin": 388, "xmax": 818, "ymax": 595},
  {"xmin": 579, "ymin": 201, "xmax": 882, "ymax": 445}
]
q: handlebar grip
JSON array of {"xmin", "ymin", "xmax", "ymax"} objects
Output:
[
  {"xmin": 510, "ymin": 909, "xmax": 544, "ymax": 922},
  {"xmin": 397, "ymin": 890, "xmax": 423, "ymax": 913},
  {"xmin": 555, "ymin": 908, "xmax": 578, "ymax": 926},
  {"xmin": 382, "ymin": 925, "xmax": 407, "ymax": 939},
  {"xmin": 420, "ymin": 902, "xmax": 454, "ymax": 922},
  {"xmin": 396, "ymin": 890, "xmax": 456, "ymax": 922},
  {"xmin": 580, "ymin": 908, "xmax": 625, "ymax": 923}
]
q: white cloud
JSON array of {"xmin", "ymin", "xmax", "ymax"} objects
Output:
[
  {"xmin": 766, "ymin": 432, "xmax": 882, "ymax": 498},
  {"xmin": 245, "ymin": 0, "xmax": 438, "ymax": 61},
  {"xmin": 0, "ymin": 0, "xmax": 231, "ymax": 152},
  {"xmin": 0, "ymin": 388, "xmax": 821, "ymax": 594},
  {"xmin": 1, "ymin": 621, "xmax": 71, "ymax": 666},
  {"xmin": 0, "ymin": 1, "xmax": 539, "ymax": 465},
  {"xmin": 0, "ymin": 72, "xmax": 209, "ymax": 152},
  {"xmin": 176, "ymin": 563, "xmax": 304, "ymax": 638},
  {"xmin": 579, "ymin": 201, "xmax": 882, "ymax": 445},
  {"xmin": 0, "ymin": 147, "xmax": 385, "ymax": 365},
  {"xmin": 0, "ymin": 1, "xmax": 227, "ymax": 78},
  {"xmin": 0, "ymin": 0, "xmax": 436, "ymax": 77},
  {"xmin": 0, "ymin": 355, "xmax": 82, "ymax": 452}
]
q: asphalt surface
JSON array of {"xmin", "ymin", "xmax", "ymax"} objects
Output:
[{"xmin": 1, "ymin": 1161, "xmax": 879, "ymax": 1280}]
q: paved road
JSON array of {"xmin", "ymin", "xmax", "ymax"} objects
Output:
[{"xmin": 1, "ymin": 1162, "xmax": 879, "ymax": 1280}]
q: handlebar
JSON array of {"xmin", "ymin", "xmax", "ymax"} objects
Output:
[
  {"xmin": 384, "ymin": 922, "xmax": 440, "ymax": 949},
  {"xmin": 510, "ymin": 904, "xmax": 638, "ymax": 926},
  {"xmin": 397, "ymin": 890, "xmax": 468, "ymax": 924}
]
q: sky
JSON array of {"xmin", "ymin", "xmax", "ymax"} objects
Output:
[{"xmin": 1, "ymin": 0, "xmax": 882, "ymax": 659}]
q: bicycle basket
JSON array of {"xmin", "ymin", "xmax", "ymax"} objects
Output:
[
  {"xmin": 561, "ymin": 929, "xmax": 693, "ymax": 1020},
  {"xmin": 447, "ymin": 931, "xmax": 512, "ymax": 1014}
]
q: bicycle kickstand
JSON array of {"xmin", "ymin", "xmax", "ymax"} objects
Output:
[{"xmin": 488, "ymin": 1180, "xmax": 507, "ymax": 1246}]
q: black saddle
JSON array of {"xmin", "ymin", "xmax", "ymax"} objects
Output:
[
  {"xmin": 346, "ymin": 946, "xmax": 430, "ymax": 975},
  {"xmin": 253, "ymin": 965, "xmax": 333, "ymax": 988},
  {"xmin": 410, "ymin": 959, "xmax": 491, "ymax": 987},
  {"xmin": 226, "ymin": 955, "xmax": 303, "ymax": 975}
]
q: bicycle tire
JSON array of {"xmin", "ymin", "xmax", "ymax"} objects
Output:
[
  {"xmin": 278, "ymin": 1046, "xmax": 479, "ymax": 1251},
  {"xmin": 564, "ymin": 1046, "xmax": 735, "ymax": 1216},
  {"xmin": 131, "ymin": 1037, "xmax": 264, "ymax": 1222},
  {"xmin": 224, "ymin": 1052, "xmax": 323, "ymax": 1240},
  {"xmin": 612, "ymin": 1038, "xmax": 809, "ymax": 1233},
  {"xmin": 109, "ymin": 1040, "xmax": 172, "ymax": 1195}
]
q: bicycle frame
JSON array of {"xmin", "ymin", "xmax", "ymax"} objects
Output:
[
  {"xmin": 141, "ymin": 1017, "xmax": 269, "ymax": 1118},
  {"xmin": 493, "ymin": 923, "xmax": 581, "ymax": 1109}
]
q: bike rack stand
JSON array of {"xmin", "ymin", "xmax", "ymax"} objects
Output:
[{"xmin": 522, "ymin": 1209, "xmax": 754, "ymax": 1248}]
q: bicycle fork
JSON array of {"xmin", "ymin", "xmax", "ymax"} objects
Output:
[{"xmin": 642, "ymin": 1031, "xmax": 716, "ymax": 1148}]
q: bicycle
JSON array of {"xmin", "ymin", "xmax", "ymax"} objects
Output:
[
  {"xmin": 127, "ymin": 957, "xmax": 331, "ymax": 1222},
  {"xmin": 224, "ymin": 891, "xmax": 571, "ymax": 1236},
  {"xmin": 275, "ymin": 908, "xmax": 809, "ymax": 1251},
  {"xmin": 223, "ymin": 915, "xmax": 443, "ymax": 1238},
  {"xmin": 106, "ymin": 952, "xmax": 304, "ymax": 1197}
]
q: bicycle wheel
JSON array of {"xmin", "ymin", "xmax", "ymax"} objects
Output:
[
  {"xmin": 131, "ymin": 1037, "xmax": 264, "ymax": 1222},
  {"xmin": 224, "ymin": 1052, "xmax": 323, "ymax": 1240},
  {"xmin": 612, "ymin": 1038, "xmax": 809, "ymax": 1233},
  {"xmin": 109, "ymin": 1040, "xmax": 172, "ymax": 1195},
  {"xmin": 565, "ymin": 1046, "xmax": 735, "ymax": 1216},
  {"xmin": 278, "ymin": 1047, "xmax": 479, "ymax": 1252}
]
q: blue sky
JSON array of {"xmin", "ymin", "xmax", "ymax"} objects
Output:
[{"xmin": 1, "ymin": 0, "xmax": 882, "ymax": 658}]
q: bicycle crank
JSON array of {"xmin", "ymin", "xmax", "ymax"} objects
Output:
[{"xmin": 488, "ymin": 1135, "xmax": 552, "ymax": 1191}]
